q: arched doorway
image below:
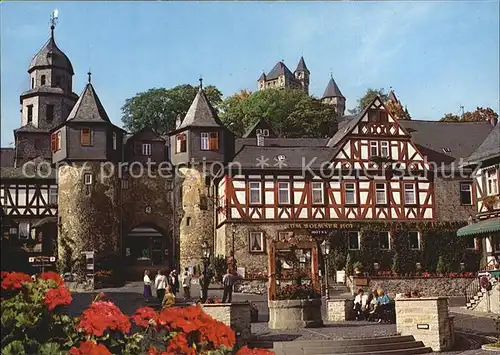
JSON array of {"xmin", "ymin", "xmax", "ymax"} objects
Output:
[{"xmin": 124, "ymin": 224, "xmax": 172, "ymax": 279}]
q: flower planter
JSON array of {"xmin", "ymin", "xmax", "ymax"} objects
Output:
[{"xmin": 268, "ymin": 299, "xmax": 323, "ymax": 330}]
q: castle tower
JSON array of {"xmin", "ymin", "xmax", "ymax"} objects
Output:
[
  {"xmin": 51, "ymin": 73, "xmax": 126, "ymax": 279},
  {"xmin": 169, "ymin": 79, "xmax": 235, "ymax": 272},
  {"xmin": 294, "ymin": 56, "xmax": 310, "ymax": 94},
  {"xmin": 15, "ymin": 22, "xmax": 78, "ymax": 166},
  {"xmin": 321, "ymin": 75, "xmax": 346, "ymax": 116}
]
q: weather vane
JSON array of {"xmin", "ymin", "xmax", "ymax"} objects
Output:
[{"xmin": 50, "ymin": 9, "xmax": 59, "ymax": 30}]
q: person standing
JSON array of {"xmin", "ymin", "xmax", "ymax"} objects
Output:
[
  {"xmin": 222, "ymin": 269, "xmax": 241, "ymax": 303},
  {"xmin": 143, "ymin": 269, "xmax": 152, "ymax": 303},
  {"xmin": 168, "ymin": 270, "xmax": 179, "ymax": 295},
  {"xmin": 155, "ymin": 269, "xmax": 167, "ymax": 303},
  {"xmin": 199, "ymin": 271, "xmax": 209, "ymax": 302},
  {"xmin": 181, "ymin": 267, "xmax": 192, "ymax": 301}
]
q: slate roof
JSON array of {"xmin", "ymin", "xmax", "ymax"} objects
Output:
[
  {"xmin": 29, "ymin": 30, "xmax": 74, "ymax": 75},
  {"xmin": 176, "ymin": 88, "xmax": 226, "ymax": 130},
  {"xmin": 0, "ymin": 148, "xmax": 15, "ymax": 167},
  {"xmin": 463, "ymin": 122, "xmax": 500, "ymax": 164},
  {"xmin": 232, "ymin": 145, "xmax": 333, "ymax": 170},
  {"xmin": 326, "ymin": 102, "xmax": 371, "ymax": 147},
  {"xmin": 258, "ymin": 73, "xmax": 266, "ymax": 81},
  {"xmin": 65, "ymin": 82, "xmax": 112, "ymax": 124},
  {"xmin": 322, "ymin": 77, "xmax": 344, "ymax": 99},
  {"xmin": 235, "ymin": 138, "xmax": 328, "ymax": 152},
  {"xmin": 242, "ymin": 118, "xmax": 276, "ymax": 138},
  {"xmin": 14, "ymin": 123, "xmax": 50, "ymax": 133},
  {"xmin": 266, "ymin": 62, "xmax": 294, "ymax": 81},
  {"xmin": 295, "ymin": 56, "xmax": 309, "ymax": 73},
  {"xmin": 399, "ymin": 120, "xmax": 494, "ymax": 165}
]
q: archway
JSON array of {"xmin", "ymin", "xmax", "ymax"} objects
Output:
[{"xmin": 124, "ymin": 224, "xmax": 172, "ymax": 279}]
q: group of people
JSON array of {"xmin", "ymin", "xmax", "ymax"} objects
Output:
[
  {"xmin": 353, "ymin": 288, "xmax": 394, "ymax": 323},
  {"xmin": 142, "ymin": 268, "xmax": 192, "ymax": 309}
]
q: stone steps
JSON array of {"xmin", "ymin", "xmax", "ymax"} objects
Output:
[{"xmin": 271, "ymin": 335, "xmax": 432, "ymax": 355}]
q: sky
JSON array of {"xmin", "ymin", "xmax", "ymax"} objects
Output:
[{"xmin": 1, "ymin": 1, "xmax": 499, "ymax": 146}]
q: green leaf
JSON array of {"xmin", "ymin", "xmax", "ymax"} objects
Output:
[
  {"xmin": 1, "ymin": 341, "xmax": 26, "ymax": 355},
  {"xmin": 38, "ymin": 343, "xmax": 63, "ymax": 355}
]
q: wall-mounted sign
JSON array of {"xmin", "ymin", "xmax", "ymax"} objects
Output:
[
  {"xmin": 289, "ymin": 223, "xmax": 354, "ymax": 230},
  {"xmin": 417, "ymin": 324, "xmax": 429, "ymax": 330}
]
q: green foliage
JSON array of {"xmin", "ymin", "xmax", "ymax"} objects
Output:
[
  {"xmin": 219, "ymin": 88, "xmax": 337, "ymax": 137},
  {"xmin": 328, "ymin": 248, "xmax": 346, "ymax": 271},
  {"xmin": 349, "ymin": 88, "xmax": 388, "ymax": 114},
  {"xmin": 353, "ymin": 261, "xmax": 362, "ymax": 270},
  {"xmin": 391, "ymin": 253, "xmax": 401, "ymax": 275},
  {"xmin": 440, "ymin": 107, "xmax": 498, "ymax": 123},
  {"xmin": 121, "ymin": 84, "xmax": 223, "ymax": 135},
  {"xmin": 345, "ymin": 253, "xmax": 353, "ymax": 276},
  {"xmin": 436, "ymin": 256, "xmax": 446, "ymax": 274}
]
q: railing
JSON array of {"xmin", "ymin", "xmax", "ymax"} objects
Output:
[{"xmin": 464, "ymin": 277, "xmax": 481, "ymax": 306}]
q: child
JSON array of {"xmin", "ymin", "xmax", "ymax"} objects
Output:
[
  {"xmin": 143, "ymin": 269, "xmax": 152, "ymax": 303},
  {"xmin": 162, "ymin": 285, "xmax": 176, "ymax": 309}
]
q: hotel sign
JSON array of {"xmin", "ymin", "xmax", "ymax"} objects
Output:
[{"xmin": 289, "ymin": 223, "xmax": 355, "ymax": 230}]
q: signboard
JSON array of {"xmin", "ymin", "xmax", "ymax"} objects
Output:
[
  {"xmin": 289, "ymin": 223, "xmax": 354, "ymax": 230},
  {"xmin": 28, "ymin": 255, "xmax": 56, "ymax": 267}
]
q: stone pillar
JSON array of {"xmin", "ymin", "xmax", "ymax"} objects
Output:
[
  {"xmin": 201, "ymin": 303, "xmax": 251, "ymax": 346},
  {"xmin": 396, "ymin": 297, "xmax": 455, "ymax": 352},
  {"xmin": 327, "ymin": 298, "xmax": 354, "ymax": 321}
]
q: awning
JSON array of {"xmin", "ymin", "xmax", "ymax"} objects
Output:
[
  {"xmin": 457, "ymin": 218, "xmax": 500, "ymax": 237},
  {"xmin": 32, "ymin": 217, "xmax": 58, "ymax": 228}
]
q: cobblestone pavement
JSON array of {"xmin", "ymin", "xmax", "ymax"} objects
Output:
[{"xmin": 70, "ymin": 282, "xmax": 497, "ymax": 354}]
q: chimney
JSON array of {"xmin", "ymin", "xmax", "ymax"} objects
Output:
[
  {"xmin": 175, "ymin": 114, "xmax": 182, "ymax": 129},
  {"xmin": 257, "ymin": 133, "xmax": 264, "ymax": 147}
]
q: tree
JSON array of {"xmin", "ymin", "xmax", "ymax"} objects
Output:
[
  {"xmin": 439, "ymin": 107, "xmax": 498, "ymax": 123},
  {"xmin": 121, "ymin": 84, "xmax": 223, "ymax": 135},
  {"xmin": 219, "ymin": 88, "xmax": 337, "ymax": 137},
  {"xmin": 349, "ymin": 88, "xmax": 389, "ymax": 114}
]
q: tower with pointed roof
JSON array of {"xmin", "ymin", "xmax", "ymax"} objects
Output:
[
  {"xmin": 52, "ymin": 74, "xmax": 126, "ymax": 277},
  {"xmin": 15, "ymin": 23, "xmax": 78, "ymax": 166},
  {"xmin": 169, "ymin": 79, "xmax": 235, "ymax": 271},
  {"xmin": 257, "ymin": 57, "xmax": 309, "ymax": 93},
  {"xmin": 321, "ymin": 76, "xmax": 346, "ymax": 116},
  {"xmin": 294, "ymin": 56, "xmax": 310, "ymax": 93}
]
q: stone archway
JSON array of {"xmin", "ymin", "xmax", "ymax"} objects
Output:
[{"xmin": 124, "ymin": 223, "xmax": 172, "ymax": 280}]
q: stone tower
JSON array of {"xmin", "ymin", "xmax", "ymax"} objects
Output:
[
  {"xmin": 169, "ymin": 79, "xmax": 234, "ymax": 272},
  {"xmin": 16, "ymin": 24, "xmax": 78, "ymax": 166},
  {"xmin": 321, "ymin": 75, "xmax": 346, "ymax": 116},
  {"xmin": 294, "ymin": 56, "xmax": 310, "ymax": 94},
  {"xmin": 51, "ymin": 74, "xmax": 126, "ymax": 278}
]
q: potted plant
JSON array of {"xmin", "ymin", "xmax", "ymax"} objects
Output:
[{"xmin": 353, "ymin": 262, "xmax": 362, "ymax": 275}]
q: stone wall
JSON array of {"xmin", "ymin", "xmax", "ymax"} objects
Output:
[
  {"xmin": 434, "ymin": 175, "xmax": 476, "ymax": 222},
  {"xmin": 327, "ymin": 299, "xmax": 354, "ymax": 322},
  {"xmin": 57, "ymin": 162, "xmax": 121, "ymax": 275},
  {"xmin": 201, "ymin": 303, "xmax": 251, "ymax": 346},
  {"xmin": 396, "ymin": 297, "xmax": 455, "ymax": 352}
]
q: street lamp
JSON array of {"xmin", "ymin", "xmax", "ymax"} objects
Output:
[{"xmin": 320, "ymin": 239, "xmax": 331, "ymax": 299}]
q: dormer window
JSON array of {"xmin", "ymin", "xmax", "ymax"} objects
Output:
[
  {"xmin": 176, "ymin": 133, "xmax": 187, "ymax": 153},
  {"xmin": 51, "ymin": 132, "xmax": 61, "ymax": 152},
  {"xmin": 142, "ymin": 143, "xmax": 152, "ymax": 156},
  {"xmin": 80, "ymin": 128, "xmax": 92, "ymax": 146},
  {"xmin": 201, "ymin": 132, "xmax": 219, "ymax": 151},
  {"xmin": 41, "ymin": 75, "xmax": 46, "ymax": 86},
  {"xmin": 256, "ymin": 129, "xmax": 270, "ymax": 137}
]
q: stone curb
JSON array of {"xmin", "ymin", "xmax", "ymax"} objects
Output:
[{"xmin": 482, "ymin": 344, "xmax": 500, "ymax": 352}]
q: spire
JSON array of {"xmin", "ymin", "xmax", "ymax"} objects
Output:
[
  {"xmin": 65, "ymin": 80, "xmax": 111, "ymax": 124},
  {"xmin": 322, "ymin": 76, "xmax": 344, "ymax": 99},
  {"xmin": 49, "ymin": 9, "xmax": 58, "ymax": 42},
  {"xmin": 199, "ymin": 77, "xmax": 203, "ymax": 90},
  {"xmin": 87, "ymin": 71, "xmax": 92, "ymax": 84},
  {"xmin": 388, "ymin": 89, "xmax": 399, "ymax": 103},
  {"xmin": 295, "ymin": 56, "xmax": 309, "ymax": 73}
]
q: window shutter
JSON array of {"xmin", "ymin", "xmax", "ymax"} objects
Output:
[{"xmin": 51, "ymin": 134, "xmax": 57, "ymax": 152}]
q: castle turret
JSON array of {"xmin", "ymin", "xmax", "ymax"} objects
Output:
[
  {"xmin": 294, "ymin": 56, "xmax": 310, "ymax": 94},
  {"xmin": 51, "ymin": 73, "xmax": 126, "ymax": 281},
  {"xmin": 169, "ymin": 79, "xmax": 235, "ymax": 272},
  {"xmin": 321, "ymin": 75, "xmax": 346, "ymax": 116},
  {"xmin": 15, "ymin": 23, "xmax": 78, "ymax": 166}
]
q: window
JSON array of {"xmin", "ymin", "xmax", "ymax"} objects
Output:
[
  {"xmin": 379, "ymin": 232, "xmax": 391, "ymax": 250},
  {"xmin": 41, "ymin": 75, "xmax": 46, "ymax": 86},
  {"xmin": 311, "ymin": 182, "xmax": 324, "ymax": 204},
  {"xmin": 375, "ymin": 183, "xmax": 387, "ymax": 204},
  {"xmin": 142, "ymin": 143, "xmax": 152, "ymax": 156},
  {"xmin": 262, "ymin": 129, "xmax": 270, "ymax": 137},
  {"xmin": 209, "ymin": 132, "xmax": 219, "ymax": 151},
  {"xmin": 380, "ymin": 141, "xmax": 389, "ymax": 157},
  {"xmin": 348, "ymin": 231, "xmax": 360, "ymax": 250},
  {"xmin": 409, "ymin": 231, "xmax": 420, "ymax": 250},
  {"xmin": 49, "ymin": 188, "xmax": 58, "ymax": 205},
  {"xmin": 256, "ymin": 129, "xmax": 262, "ymax": 136},
  {"xmin": 18, "ymin": 222, "xmax": 30, "ymax": 240},
  {"xmin": 278, "ymin": 182, "xmax": 290, "ymax": 204},
  {"xmin": 370, "ymin": 141, "xmax": 378, "ymax": 156},
  {"xmin": 31, "ymin": 78, "xmax": 34, "ymax": 89},
  {"xmin": 465, "ymin": 237, "xmax": 477, "ymax": 250},
  {"xmin": 112, "ymin": 132, "xmax": 117, "ymax": 150},
  {"xmin": 249, "ymin": 182, "xmax": 261, "ymax": 204},
  {"xmin": 46, "ymin": 104, "xmax": 54, "ymax": 122},
  {"xmin": 201, "ymin": 133, "xmax": 209, "ymax": 150},
  {"xmin": 486, "ymin": 169, "xmax": 499, "ymax": 196},
  {"xmin": 460, "ymin": 182, "xmax": 473, "ymax": 205},
  {"xmin": 176, "ymin": 133, "xmax": 187, "ymax": 153},
  {"xmin": 249, "ymin": 232, "xmax": 265, "ymax": 253},
  {"xmin": 84, "ymin": 174, "xmax": 92, "ymax": 185},
  {"xmin": 27, "ymin": 105, "xmax": 33, "ymax": 123},
  {"xmin": 345, "ymin": 183, "xmax": 356, "ymax": 204},
  {"xmin": 80, "ymin": 128, "xmax": 92, "ymax": 146},
  {"xmin": 51, "ymin": 132, "xmax": 61, "ymax": 152},
  {"xmin": 404, "ymin": 183, "xmax": 416, "ymax": 204}
]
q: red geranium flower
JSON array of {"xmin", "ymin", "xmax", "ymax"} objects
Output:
[
  {"xmin": 165, "ymin": 333, "xmax": 196, "ymax": 355},
  {"xmin": 69, "ymin": 340, "xmax": 111, "ymax": 355},
  {"xmin": 44, "ymin": 285, "xmax": 72, "ymax": 311},
  {"xmin": 1, "ymin": 271, "xmax": 32, "ymax": 290},
  {"xmin": 131, "ymin": 306, "xmax": 159, "ymax": 328},
  {"xmin": 76, "ymin": 301, "xmax": 131, "ymax": 336},
  {"xmin": 39, "ymin": 271, "xmax": 64, "ymax": 285}
]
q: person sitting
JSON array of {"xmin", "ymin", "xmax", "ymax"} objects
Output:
[
  {"xmin": 353, "ymin": 288, "xmax": 368, "ymax": 320},
  {"xmin": 367, "ymin": 290, "xmax": 379, "ymax": 321},
  {"xmin": 376, "ymin": 289, "xmax": 391, "ymax": 323},
  {"xmin": 162, "ymin": 285, "xmax": 176, "ymax": 309}
]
